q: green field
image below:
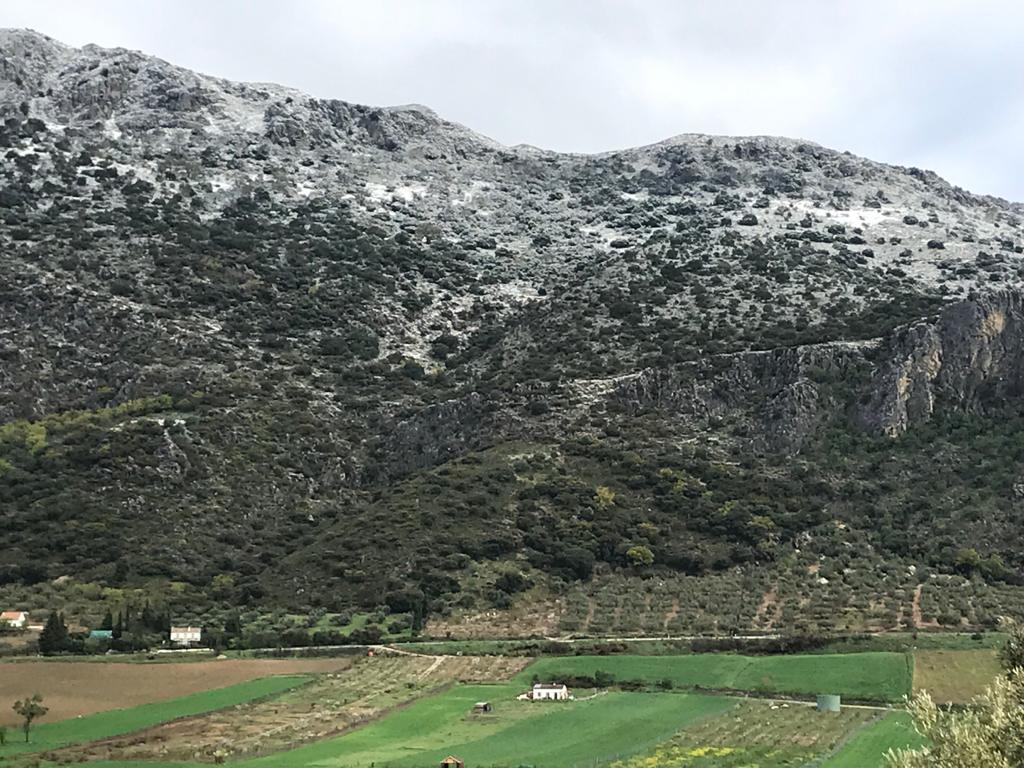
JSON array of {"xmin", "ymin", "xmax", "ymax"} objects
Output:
[
  {"xmin": 30, "ymin": 686, "xmax": 918, "ymax": 768},
  {"xmin": 48, "ymin": 684, "xmax": 729, "ymax": 768},
  {"xmin": 387, "ymin": 693, "xmax": 734, "ymax": 768},
  {"xmin": 821, "ymin": 712, "xmax": 924, "ymax": 767},
  {"xmin": 519, "ymin": 652, "xmax": 912, "ymax": 701},
  {"xmin": 0, "ymin": 650, "xmax": 927, "ymax": 768},
  {"xmin": 229, "ymin": 683, "xmax": 728, "ymax": 768},
  {"xmin": 0, "ymin": 675, "xmax": 311, "ymax": 757},
  {"xmin": 237, "ymin": 683, "xmax": 528, "ymax": 767}
]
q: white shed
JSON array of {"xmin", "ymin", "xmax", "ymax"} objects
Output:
[
  {"xmin": 170, "ymin": 626, "xmax": 203, "ymax": 646},
  {"xmin": 0, "ymin": 611, "xmax": 27, "ymax": 629},
  {"xmin": 531, "ymin": 683, "xmax": 570, "ymax": 700}
]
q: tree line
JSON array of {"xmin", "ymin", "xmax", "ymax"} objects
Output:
[{"xmin": 36, "ymin": 602, "xmax": 173, "ymax": 655}]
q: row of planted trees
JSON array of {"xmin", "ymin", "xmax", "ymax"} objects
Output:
[{"xmin": 35, "ymin": 604, "xmax": 175, "ymax": 655}]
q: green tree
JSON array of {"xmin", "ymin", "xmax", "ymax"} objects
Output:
[
  {"xmin": 594, "ymin": 485, "xmax": 616, "ymax": 509},
  {"xmin": 100, "ymin": 609, "xmax": 114, "ymax": 631},
  {"xmin": 626, "ymin": 545, "xmax": 655, "ymax": 567},
  {"xmin": 411, "ymin": 601, "xmax": 425, "ymax": 636},
  {"xmin": 953, "ymin": 547, "xmax": 982, "ymax": 574},
  {"xmin": 999, "ymin": 620, "xmax": 1024, "ymax": 672},
  {"xmin": 0, "ymin": 723, "xmax": 7, "ymax": 745},
  {"xmin": 12, "ymin": 694, "xmax": 48, "ymax": 743},
  {"xmin": 224, "ymin": 612, "xmax": 242, "ymax": 639},
  {"xmin": 37, "ymin": 612, "xmax": 70, "ymax": 655},
  {"xmin": 210, "ymin": 573, "xmax": 236, "ymax": 601}
]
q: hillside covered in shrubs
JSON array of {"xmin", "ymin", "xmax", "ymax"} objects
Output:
[{"xmin": 2, "ymin": 29, "xmax": 1024, "ymax": 638}]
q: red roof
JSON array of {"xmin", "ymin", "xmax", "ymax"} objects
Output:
[{"xmin": 1, "ymin": 611, "xmax": 26, "ymax": 620}]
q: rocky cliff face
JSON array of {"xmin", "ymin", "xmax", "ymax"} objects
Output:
[
  {"xmin": 859, "ymin": 291, "xmax": 1024, "ymax": 436},
  {"xmin": 3, "ymin": 29, "xmax": 1024, "ymax": 611},
  {"xmin": 612, "ymin": 340, "xmax": 873, "ymax": 452},
  {"xmin": 608, "ymin": 290, "xmax": 1024, "ymax": 448}
]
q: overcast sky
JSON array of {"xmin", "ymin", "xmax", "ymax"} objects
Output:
[{"xmin": 3, "ymin": 1, "xmax": 1022, "ymax": 201}]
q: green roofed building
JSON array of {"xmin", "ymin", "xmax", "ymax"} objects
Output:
[{"xmin": 89, "ymin": 629, "xmax": 113, "ymax": 639}]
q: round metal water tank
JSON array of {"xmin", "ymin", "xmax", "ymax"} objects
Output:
[{"xmin": 816, "ymin": 694, "xmax": 841, "ymax": 712}]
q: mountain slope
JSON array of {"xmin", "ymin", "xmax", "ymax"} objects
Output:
[{"xmin": 2, "ymin": 29, "xmax": 1023, "ymax": 635}]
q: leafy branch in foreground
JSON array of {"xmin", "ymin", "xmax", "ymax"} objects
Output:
[{"xmin": 887, "ymin": 624, "xmax": 1024, "ymax": 767}]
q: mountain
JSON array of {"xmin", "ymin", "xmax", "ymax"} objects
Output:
[{"xmin": 2, "ymin": 28, "xmax": 1023, "ymax": 639}]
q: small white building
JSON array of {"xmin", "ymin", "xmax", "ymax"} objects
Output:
[
  {"xmin": 170, "ymin": 626, "xmax": 202, "ymax": 646},
  {"xmin": 0, "ymin": 611, "xmax": 27, "ymax": 629},
  {"xmin": 531, "ymin": 683, "xmax": 570, "ymax": 701}
]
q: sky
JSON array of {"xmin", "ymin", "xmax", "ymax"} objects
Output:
[{"xmin": 3, "ymin": 0, "xmax": 1023, "ymax": 201}]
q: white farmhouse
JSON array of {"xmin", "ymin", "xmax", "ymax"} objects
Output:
[
  {"xmin": 531, "ymin": 683, "xmax": 570, "ymax": 700},
  {"xmin": 0, "ymin": 611, "xmax": 27, "ymax": 629},
  {"xmin": 170, "ymin": 625, "xmax": 202, "ymax": 646}
]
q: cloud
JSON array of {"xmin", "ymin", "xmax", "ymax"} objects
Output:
[{"xmin": 1, "ymin": 0, "xmax": 1022, "ymax": 200}]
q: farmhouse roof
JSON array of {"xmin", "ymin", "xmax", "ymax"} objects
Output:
[
  {"xmin": 1, "ymin": 610, "xmax": 26, "ymax": 620},
  {"xmin": 533, "ymin": 683, "xmax": 566, "ymax": 689},
  {"xmin": 170, "ymin": 625, "xmax": 202, "ymax": 631}
]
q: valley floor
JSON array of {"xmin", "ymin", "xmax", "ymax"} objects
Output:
[{"xmin": 0, "ymin": 642, "xmax": 979, "ymax": 768}]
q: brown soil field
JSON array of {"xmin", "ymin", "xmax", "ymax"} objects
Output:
[
  {"xmin": 0, "ymin": 657, "xmax": 352, "ymax": 721},
  {"xmin": 54, "ymin": 654, "xmax": 530, "ymax": 763},
  {"xmin": 913, "ymin": 649, "xmax": 1001, "ymax": 703}
]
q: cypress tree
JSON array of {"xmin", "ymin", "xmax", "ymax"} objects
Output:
[{"xmin": 37, "ymin": 613, "xmax": 69, "ymax": 655}]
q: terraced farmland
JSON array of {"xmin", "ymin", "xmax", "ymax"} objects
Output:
[
  {"xmin": 0, "ymin": 675, "xmax": 313, "ymax": 758},
  {"xmin": 609, "ymin": 700, "xmax": 880, "ymax": 767},
  {"xmin": 0, "ymin": 650, "xmax": 929, "ymax": 768},
  {"xmin": 48, "ymin": 654, "xmax": 528, "ymax": 763},
  {"xmin": 389, "ymin": 692, "xmax": 734, "ymax": 768},
  {"xmin": 237, "ymin": 687, "xmax": 734, "ymax": 768}
]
